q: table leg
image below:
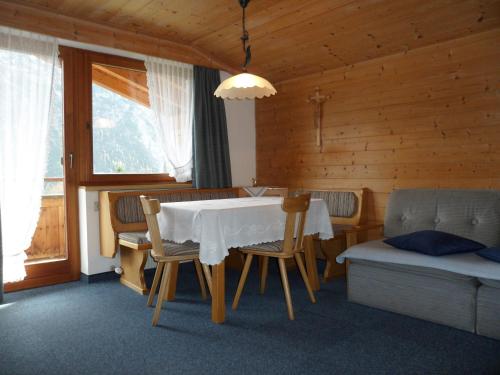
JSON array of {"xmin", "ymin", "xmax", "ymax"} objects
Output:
[
  {"xmin": 211, "ymin": 260, "xmax": 225, "ymax": 324},
  {"xmin": 304, "ymin": 235, "xmax": 320, "ymax": 291},
  {"xmin": 164, "ymin": 261, "xmax": 179, "ymax": 301},
  {"xmin": 119, "ymin": 246, "xmax": 148, "ymax": 295}
]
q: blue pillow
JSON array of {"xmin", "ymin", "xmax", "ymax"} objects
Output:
[
  {"xmin": 476, "ymin": 247, "xmax": 500, "ymax": 263},
  {"xmin": 384, "ymin": 230, "xmax": 485, "ymax": 256}
]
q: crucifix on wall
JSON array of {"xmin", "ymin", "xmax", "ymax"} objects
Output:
[{"xmin": 307, "ymin": 86, "xmax": 330, "ymax": 152}]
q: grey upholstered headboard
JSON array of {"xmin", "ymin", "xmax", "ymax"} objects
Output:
[{"xmin": 384, "ymin": 189, "xmax": 500, "ymax": 247}]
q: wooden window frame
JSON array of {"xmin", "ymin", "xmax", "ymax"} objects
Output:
[{"xmin": 78, "ymin": 49, "xmax": 177, "ymax": 186}]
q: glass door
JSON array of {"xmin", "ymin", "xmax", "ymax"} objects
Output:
[
  {"xmin": 4, "ymin": 52, "xmax": 79, "ymax": 292},
  {"xmin": 24, "ymin": 63, "xmax": 67, "ymax": 266}
]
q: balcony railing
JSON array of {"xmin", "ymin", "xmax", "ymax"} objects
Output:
[{"xmin": 25, "ymin": 178, "xmax": 66, "ymax": 263}]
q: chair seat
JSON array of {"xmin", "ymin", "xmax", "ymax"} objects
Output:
[
  {"xmin": 242, "ymin": 240, "xmax": 284, "ymax": 252},
  {"xmin": 118, "ymin": 231, "xmax": 150, "ymax": 245},
  {"xmin": 158, "ymin": 240, "xmax": 200, "ymax": 258}
]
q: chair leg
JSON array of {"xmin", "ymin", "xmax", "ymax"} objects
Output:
[
  {"xmin": 232, "ymin": 254, "xmax": 254, "ymax": 310},
  {"xmin": 152, "ymin": 262, "xmax": 172, "ymax": 327},
  {"xmin": 202, "ymin": 264, "xmax": 213, "ymax": 297},
  {"xmin": 259, "ymin": 256, "xmax": 269, "ymax": 294},
  {"xmin": 323, "ymin": 259, "xmax": 334, "ymax": 282},
  {"xmin": 147, "ymin": 261, "xmax": 165, "ymax": 307},
  {"xmin": 294, "ymin": 253, "xmax": 316, "ymax": 304},
  {"xmin": 278, "ymin": 258, "xmax": 295, "ymax": 320},
  {"xmin": 193, "ymin": 259, "xmax": 207, "ymax": 300}
]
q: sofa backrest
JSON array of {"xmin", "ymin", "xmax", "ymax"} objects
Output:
[{"xmin": 384, "ymin": 189, "xmax": 500, "ymax": 247}]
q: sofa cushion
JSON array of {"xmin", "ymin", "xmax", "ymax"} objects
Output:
[
  {"xmin": 476, "ymin": 247, "xmax": 500, "ymax": 263},
  {"xmin": 384, "ymin": 230, "xmax": 485, "ymax": 256},
  {"xmin": 384, "ymin": 189, "xmax": 500, "ymax": 247},
  {"xmin": 337, "ymin": 239, "xmax": 500, "ymax": 281}
]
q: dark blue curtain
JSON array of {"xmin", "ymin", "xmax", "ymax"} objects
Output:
[
  {"xmin": 192, "ymin": 66, "xmax": 232, "ymax": 188},
  {"xmin": 0, "ymin": 206, "xmax": 3, "ymax": 303}
]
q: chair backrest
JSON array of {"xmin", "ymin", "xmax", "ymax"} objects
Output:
[
  {"xmin": 282, "ymin": 193, "xmax": 311, "ymax": 253},
  {"xmin": 139, "ymin": 196, "xmax": 165, "ymax": 258}
]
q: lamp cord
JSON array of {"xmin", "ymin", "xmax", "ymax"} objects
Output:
[{"xmin": 240, "ymin": 0, "xmax": 251, "ymax": 71}]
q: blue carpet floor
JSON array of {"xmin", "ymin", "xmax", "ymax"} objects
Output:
[{"xmin": 1, "ymin": 261, "xmax": 499, "ymax": 375}]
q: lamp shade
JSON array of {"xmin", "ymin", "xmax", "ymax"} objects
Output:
[{"xmin": 214, "ymin": 72, "xmax": 277, "ymax": 100}]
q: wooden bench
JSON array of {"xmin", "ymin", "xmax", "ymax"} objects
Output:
[
  {"xmin": 99, "ymin": 187, "xmax": 239, "ymax": 294},
  {"xmin": 303, "ymin": 188, "xmax": 369, "ymax": 280}
]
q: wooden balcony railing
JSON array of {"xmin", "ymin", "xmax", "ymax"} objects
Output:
[{"xmin": 25, "ymin": 178, "xmax": 66, "ymax": 263}]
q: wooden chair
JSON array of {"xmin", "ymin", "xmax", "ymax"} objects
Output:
[
  {"xmin": 232, "ymin": 193, "xmax": 316, "ymax": 320},
  {"xmin": 140, "ymin": 195, "xmax": 212, "ymax": 326}
]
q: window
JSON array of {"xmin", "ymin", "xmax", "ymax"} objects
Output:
[
  {"xmin": 92, "ymin": 63, "xmax": 166, "ymax": 174},
  {"xmin": 78, "ymin": 51, "xmax": 175, "ymax": 185}
]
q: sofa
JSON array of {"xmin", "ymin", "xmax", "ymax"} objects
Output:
[{"xmin": 337, "ymin": 189, "xmax": 500, "ymax": 340}]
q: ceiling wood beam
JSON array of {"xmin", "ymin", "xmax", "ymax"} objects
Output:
[{"xmin": 0, "ymin": 0, "xmax": 239, "ymax": 74}]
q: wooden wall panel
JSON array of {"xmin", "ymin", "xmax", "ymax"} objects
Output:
[{"xmin": 256, "ymin": 29, "xmax": 500, "ymax": 223}]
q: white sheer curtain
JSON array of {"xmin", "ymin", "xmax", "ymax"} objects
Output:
[
  {"xmin": 145, "ymin": 57, "xmax": 194, "ymax": 182},
  {"xmin": 0, "ymin": 27, "xmax": 58, "ymax": 283}
]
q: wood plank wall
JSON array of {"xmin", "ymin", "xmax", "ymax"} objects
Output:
[{"xmin": 256, "ymin": 28, "xmax": 500, "ymax": 223}]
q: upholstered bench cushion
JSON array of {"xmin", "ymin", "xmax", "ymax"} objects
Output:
[
  {"xmin": 308, "ymin": 191, "xmax": 357, "ymax": 218},
  {"xmin": 119, "ymin": 231, "xmax": 149, "ymax": 245},
  {"xmin": 243, "ymin": 240, "xmax": 284, "ymax": 252},
  {"xmin": 116, "ymin": 190, "xmax": 238, "ymax": 224},
  {"xmin": 119, "ymin": 231, "xmax": 199, "ymax": 256}
]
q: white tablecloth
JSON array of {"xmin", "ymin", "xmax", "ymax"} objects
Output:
[{"xmin": 155, "ymin": 197, "xmax": 333, "ymax": 265}]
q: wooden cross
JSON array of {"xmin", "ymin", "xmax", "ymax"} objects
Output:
[{"xmin": 307, "ymin": 87, "xmax": 330, "ymax": 152}]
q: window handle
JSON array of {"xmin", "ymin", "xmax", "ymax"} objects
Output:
[{"xmin": 68, "ymin": 153, "xmax": 74, "ymax": 169}]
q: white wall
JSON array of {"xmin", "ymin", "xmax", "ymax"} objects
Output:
[
  {"xmin": 79, "ymin": 81, "xmax": 256, "ymax": 275},
  {"xmin": 220, "ymin": 71, "xmax": 256, "ymax": 187}
]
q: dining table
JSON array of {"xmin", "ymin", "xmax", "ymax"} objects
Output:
[{"xmin": 154, "ymin": 196, "xmax": 333, "ymax": 323}]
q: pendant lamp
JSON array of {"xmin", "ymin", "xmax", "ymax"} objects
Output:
[{"xmin": 214, "ymin": 0, "xmax": 277, "ymax": 100}]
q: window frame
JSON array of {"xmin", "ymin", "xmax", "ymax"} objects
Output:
[{"xmin": 79, "ymin": 49, "xmax": 176, "ymax": 185}]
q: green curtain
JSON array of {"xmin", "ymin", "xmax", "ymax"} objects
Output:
[{"xmin": 192, "ymin": 66, "xmax": 232, "ymax": 188}]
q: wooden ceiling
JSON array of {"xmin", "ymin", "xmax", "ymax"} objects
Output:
[{"xmin": 6, "ymin": 0, "xmax": 500, "ymax": 82}]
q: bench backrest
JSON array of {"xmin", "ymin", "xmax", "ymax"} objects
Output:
[
  {"xmin": 384, "ymin": 189, "xmax": 500, "ymax": 247},
  {"xmin": 302, "ymin": 188, "xmax": 365, "ymax": 225},
  {"xmin": 99, "ymin": 187, "xmax": 239, "ymax": 257}
]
